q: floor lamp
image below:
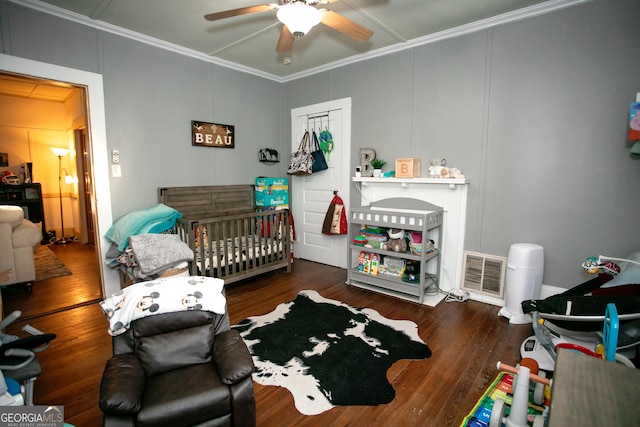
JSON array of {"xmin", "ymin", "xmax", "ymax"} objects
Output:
[{"xmin": 51, "ymin": 147, "xmax": 73, "ymax": 244}]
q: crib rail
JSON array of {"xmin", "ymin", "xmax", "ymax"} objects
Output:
[{"xmin": 176, "ymin": 209, "xmax": 291, "ymax": 284}]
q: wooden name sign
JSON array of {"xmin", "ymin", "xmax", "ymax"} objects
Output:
[{"xmin": 192, "ymin": 121, "xmax": 235, "ymax": 148}]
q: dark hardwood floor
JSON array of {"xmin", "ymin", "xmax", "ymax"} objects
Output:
[{"xmin": 1, "ymin": 244, "xmax": 533, "ymax": 426}]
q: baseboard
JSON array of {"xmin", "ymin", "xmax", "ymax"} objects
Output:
[
  {"xmin": 539, "ymin": 284, "xmax": 565, "ymax": 299},
  {"xmin": 467, "ymin": 283, "xmax": 567, "ymax": 307},
  {"xmin": 467, "ymin": 291, "xmax": 504, "ymax": 307}
]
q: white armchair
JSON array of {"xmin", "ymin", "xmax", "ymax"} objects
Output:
[{"xmin": 0, "ymin": 206, "xmax": 42, "ymax": 287}]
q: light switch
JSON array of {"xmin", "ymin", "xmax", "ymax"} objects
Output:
[
  {"xmin": 112, "ymin": 150, "xmax": 120, "ymax": 164},
  {"xmin": 112, "ymin": 164, "xmax": 122, "ymax": 177}
]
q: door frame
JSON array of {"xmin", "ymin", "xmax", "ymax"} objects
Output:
[
  {"xmin": 0, "ymin": 54, "xmax": 117, "ymax": 296},
  {"xmin": 290, "ymin": 98, "xmax": 352, "ymax": 268}
]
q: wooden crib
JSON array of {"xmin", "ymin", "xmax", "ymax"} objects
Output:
[{"xmin": 159, "ymin": 184, "xmax": 291, "ymax": 284}]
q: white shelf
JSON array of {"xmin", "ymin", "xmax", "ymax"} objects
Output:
[{"xmin": 352, "ymin": 177, "xmax": 468, "ymax": 188}]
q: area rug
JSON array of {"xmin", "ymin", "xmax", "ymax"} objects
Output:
[
  {"xmin": 34, "ymin": 245, "xmax": 72, "ymax": 282},
  {"xmin": 233, "ymin": 290, "xmax": 432, "ymax": 415}
]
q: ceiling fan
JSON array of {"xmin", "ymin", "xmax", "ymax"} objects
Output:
[{"xmin": 204, "ymin": 0, "xmax": 373, "ymax": 53}]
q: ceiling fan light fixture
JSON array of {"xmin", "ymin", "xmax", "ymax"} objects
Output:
[{"xmin": 276, "ymin": 3, "xmax": 322, "ymax": 38}]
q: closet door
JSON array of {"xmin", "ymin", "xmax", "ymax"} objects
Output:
[{"xmin": 290, "ymin": 98, "xmax": 351, "ymax": 268}]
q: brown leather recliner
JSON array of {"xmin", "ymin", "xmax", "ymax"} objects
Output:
[{"xmin": 99, "ymin": 308, "xmax": 256, "ymax": 427}]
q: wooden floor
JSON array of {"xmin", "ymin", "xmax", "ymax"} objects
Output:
[
  {"xmin": 2, "ymin": 243, "xmax": 533, "ymax": 426},
  {"xmin": 2, "ymin": 242, "xmax": 103, "ymax": 319}
]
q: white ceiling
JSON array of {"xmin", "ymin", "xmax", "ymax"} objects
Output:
[{"xmin": 20, "ymin": 0, "xmax": 587, "ymax": 82}]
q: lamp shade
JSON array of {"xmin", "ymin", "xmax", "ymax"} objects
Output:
[
  {"xmin": 51, "ymin": 147, "xmax": 70, "ymax": 157},
  {"xmin": 276, "ymin": 3, "xmax": 322, "ymax": 37}
]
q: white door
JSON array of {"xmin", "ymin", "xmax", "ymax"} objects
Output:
[{"xmin": 290, "ymin": 98, "xmax": 351, "ymax": 268}]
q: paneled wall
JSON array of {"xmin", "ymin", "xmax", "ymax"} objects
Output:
[
  {"xmin": 2, "ymin": 0, "xmax": 638, "ymax": 289},
  {"xmin": 284, "ymin": 0, "xmax": 640, "ymax": 287}
]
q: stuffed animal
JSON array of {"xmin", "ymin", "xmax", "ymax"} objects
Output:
[
  {"xmin": 428, "ymin": 159, "xmax": 466, "ymax": 179},
  {"xmin": 382, "ymin": 229, "xmax": 407, "ymax": 252},
  {"xmin": 428, "ymin": 158, "xmax": 446, "ymax": 178}
]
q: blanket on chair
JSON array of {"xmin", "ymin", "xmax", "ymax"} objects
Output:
[{"xmin": 100, "ymin": 275, "xmax": 225, "ymax": 336}]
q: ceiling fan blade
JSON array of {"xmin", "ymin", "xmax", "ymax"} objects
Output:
[
  {"xmin": 204, "ymin": 4, "xmax": 276, "ymax": 22},
  {"xmin": 320, "ymin": 10, "xmax": 373, "ymax": 42},
  {"xmin": 276, "ymin": 25, "xmax": 295, "ymax": 52}
]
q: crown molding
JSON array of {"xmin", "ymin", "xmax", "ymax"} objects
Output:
[{"xmin": 14, "ymin": 0, "xmax": 591, "ymax": 84}]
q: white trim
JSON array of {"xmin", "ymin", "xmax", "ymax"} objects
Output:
[
  {"xmin": 540, "ymin": 284, "xmax": 566, "ymax": 299},
  {"xmin": 0, "ymin": 53, "xmax": 119, "ymax": 296},
  {"xmin": 14, "ymin": 0, "xmax": 592, "ymax": 83}
]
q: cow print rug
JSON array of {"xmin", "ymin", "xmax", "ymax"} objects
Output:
[{"xmin": 232, "ymin": 290, "xmax": 432, "ymax": 415}]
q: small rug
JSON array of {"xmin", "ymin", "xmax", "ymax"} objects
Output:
[
  {"xmin": 34, "ymin": 245, "xmax": 72, "ymax": 282},
  {"xmin": 233, "ymin": 290, "xmax": 432, "ymax": 415}
]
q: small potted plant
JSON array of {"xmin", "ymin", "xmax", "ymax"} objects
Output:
[{"xmin": 371, "ymin": 158, "xmax": 386, "ymax": 177}]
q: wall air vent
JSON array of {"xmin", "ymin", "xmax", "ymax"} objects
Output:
[{"xmin": 461, "ymin": 251, "xmax": 507, "ymax": 299}]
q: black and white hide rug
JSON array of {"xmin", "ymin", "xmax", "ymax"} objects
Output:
[{"xmin": 232, "ymin": 290, "xmax": 432, "ymax": 415}]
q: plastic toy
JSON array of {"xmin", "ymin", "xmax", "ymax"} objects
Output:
[
  {"xmin": 581, "ymin": 256, "xmax": 620, "ymax": 275},
  {"xmin": 491, "ymin": 360, "xmax": 549, "ymax": 427}
]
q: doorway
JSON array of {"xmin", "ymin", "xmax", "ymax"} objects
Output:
[
  {"xmin": 0, "ymin": 53, "xmax": 116, "ymax": 296},
  {"xmin": 0, "ymin": 55, "xmax": 117, "ymax": 312},
  {"xmin": 290, "ymin": 98, "xmax": 352, "ymax": 269},
  {"xmin": 0, "ymin": 72, "xmax": 102, "ymax": 315}
]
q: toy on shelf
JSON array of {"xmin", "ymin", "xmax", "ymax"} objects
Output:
[
  {"xmin": 407, "ymin": 231, "xmax": 435, "ymax": 256},
  {"xmin": 358, "ymin": 227, "xmax": 388, "ymax": 249},
  {"xmin": 427, "ymin": 158, "xmax": 465, "ymax": 179},
  {"xmin": 428, "ymin": 158, "xmax": 446, "ymax": 178},
  {"xmin": 353, "ymin": 235, "xmax": 368, "ymax": 246},
  {"xmin": 381, "ymin": 229, "xmax": 407, "ymax": 252}
]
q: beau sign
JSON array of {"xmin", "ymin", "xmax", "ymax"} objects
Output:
[{"xmin": 192, "ymin": 121, "xmax": 235, "ymax": 148}]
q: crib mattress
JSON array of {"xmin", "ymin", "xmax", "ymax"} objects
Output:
[{"xmin": 195, "ymin": 234, "xmax": 284, "ymax": 270}]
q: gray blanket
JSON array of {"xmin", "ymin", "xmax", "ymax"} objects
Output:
[{"xmin": 129, "ymin": 233, "xmax": 194, "ymax": 275}]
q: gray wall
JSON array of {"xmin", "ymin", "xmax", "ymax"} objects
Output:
[
  {"xmin": 284, "ymin": 0, "xmax": 640, "ymax": 288},
  {"xmin": 0, "ymin": 1, "xmax": 288, "ymax": 220},
  {"xmin": 2, "ymin": 0, "xmax": 639, "ymax": 289}
]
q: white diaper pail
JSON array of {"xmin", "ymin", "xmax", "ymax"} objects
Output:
[{"xmin": 498, "ymin": 243, "xmax": 544, "ymax": 324}]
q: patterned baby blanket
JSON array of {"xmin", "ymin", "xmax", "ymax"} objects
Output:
[{"xmin": 100, "ymin": 275, "xmax": 226, "ymax": 336}]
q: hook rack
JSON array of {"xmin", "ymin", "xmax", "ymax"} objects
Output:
[{"xmin": 306, "ymin": 112, "xmax": 330, "ymax": 132}]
